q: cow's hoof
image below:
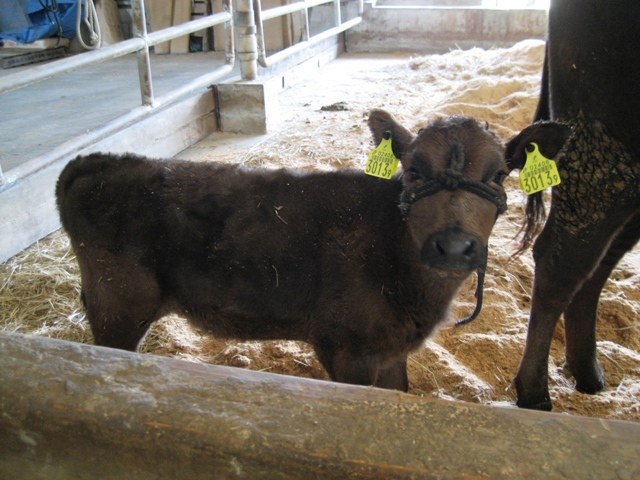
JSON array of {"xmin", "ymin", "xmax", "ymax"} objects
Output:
[
  {"xmin": 516, "ymin": 396, "xmax": 553, "ymax": 411},
  {"xmin": 564, "ymin": 363, "xmax": 605, "ymax": 395},
  {"xmin": 514, "ymin": 377, "xmax": 553, "ymax": 411},
  {"xmin": 575, "ymin": 376, "xmax": 605, "ymax": 395}
]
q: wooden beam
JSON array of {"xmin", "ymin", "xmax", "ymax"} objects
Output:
[
  {"xmin": 147, "ymin": 1, "xmax": 174, "ymax": 54},
  {"xmin": 1, "ymin": 332, "xmax": 639, "ymax": 479},
  {"xmin": 171, "ymin": 0, "xmax": 193, "ymax": 54}
]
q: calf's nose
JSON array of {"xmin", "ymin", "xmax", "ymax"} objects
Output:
[{"xmin": 422, "ymin": 229, "xmax": 485, "ymax": 270}]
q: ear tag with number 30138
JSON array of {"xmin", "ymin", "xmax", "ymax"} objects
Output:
[
  {"xmin": 364, "ymin": 131, "xmax": 399, "ymax": 180},
  {"xmin": 519, "ymin": 142, "xmax": 562, "ymax": 195}
]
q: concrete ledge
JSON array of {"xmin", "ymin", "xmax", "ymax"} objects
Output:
[
  {"xmin": 216, "ymin": 81, "xmax": 280, "ymax": 134},
  {"xmin": 215, "ymin": 35, "xmax": 343, "ymax": 134},
  {"xmin": 346, "ymin": 4, "xmax": 548, "ymax": 53},
  {"xmin": 1, "ymin": 332, "xmax": 639, "ymax": 479}
]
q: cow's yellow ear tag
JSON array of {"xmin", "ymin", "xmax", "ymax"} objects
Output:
[
  {"xmin": 365, "ymin": 131, "xmax": 399, "ymax": 180},
  {"xmin": 519, "ymin": 142, "xmax": 562, "ymax": 195}
]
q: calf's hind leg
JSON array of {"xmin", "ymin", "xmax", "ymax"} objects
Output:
[
  {"xmin": 563, "ymin": 215, "xmax": 640, "ymax": 394},
  {"xmin": 79, "ymin": 255, "xmax": 163, "ymax": 351}
]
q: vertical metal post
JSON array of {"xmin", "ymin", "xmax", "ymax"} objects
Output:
[
  {"xmin": 224, "ymin": 0, "xmax": 236, "ymax": 65},
  {"xmin": 302, "ymin": 0, "xmax": 310, "ymax": 43},
  {"xmin": 333, "ymin": 0, "xmax": 342, "ymax": 27},
  {"xmin": 236, "ymin": 0, "xmax": 258, "ymax": 80},
  {"xmin": 132, "ymin": 0, "xmax": 155, "ymax": 106}
]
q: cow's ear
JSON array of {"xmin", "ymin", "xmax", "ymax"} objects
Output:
[
  {"xmin": 368, "ymin": 109, "xmax": 415, "ymax": 160},
  {"xmin": 505, "ymin": 121, "xmax": 571, "ymax": 172}
]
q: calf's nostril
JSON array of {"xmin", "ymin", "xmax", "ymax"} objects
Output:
[{"xmin": 463, "ymin": 239, "xmax": 476, "ymax": 257}]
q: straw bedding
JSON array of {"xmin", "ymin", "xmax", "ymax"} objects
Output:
[{"xmin": 2, "ymin": 40, "xmax": 638, "ymax": 421}]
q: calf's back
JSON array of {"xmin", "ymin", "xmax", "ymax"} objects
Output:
[{"xmin": 57, "ymin": 153, "xmax": 409, "ymax": 343}]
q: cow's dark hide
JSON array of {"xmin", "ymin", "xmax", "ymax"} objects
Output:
[{"xmin": 505, "ymin": 0, "xmax": 640, "ymax": 410}]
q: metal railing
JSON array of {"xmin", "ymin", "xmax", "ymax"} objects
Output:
[
  {"xmin": 0, "ymin": 1, "xmax": 234, "ymax": 99},
  {"xmin": 0, "ymin": 0, "xmax": 363, "ymax": 189},
  {"xmin": 0, "ymin": 0, "xmax": 234, "ymax": 188},
  {"xmin": 252, "ymin": 0, "xmax": 363, "ymax": 74},
  {"xmin": 234, "ymin": 0, "xmax": 363, "ymax": 80}
]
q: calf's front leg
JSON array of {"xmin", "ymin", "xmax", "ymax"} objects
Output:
[
  {"xmin": 315, "ymin": 344, "xmax": 408, "ymax": 391},
  {"xmin": 376, "ymin": 357, "xmax": 409, "ymax": 392}
]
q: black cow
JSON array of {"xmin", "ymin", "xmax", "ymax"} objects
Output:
[
  {"xmin": 56, "ymin": 109, "xmax": 510, "ymax": 391},
  {"xmin": 505, "ymin": 0, "xmax": 640, "ymax": 410}
]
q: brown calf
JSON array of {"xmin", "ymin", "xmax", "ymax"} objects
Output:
[{"xmin": 56, "ymin": 109, "xmax": 509, "ymax": 391}]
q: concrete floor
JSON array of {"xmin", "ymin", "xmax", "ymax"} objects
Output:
[
  {"xmin": 0, "ymin": 49, "xmax": 393, "ymax": 175},
  {"xmin": 176, "ymin": 52, "xmax": 410, "ymax": 163},
  {"xmin": 0, "ymin": 51, "xmax": 230, "ymax": 172},
  {"xmin": 1, "ymin": 50, "xmax": 406, "ymax": 169}
]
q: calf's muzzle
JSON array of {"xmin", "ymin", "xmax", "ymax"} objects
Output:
[{"xmin": 422, "ymin": 228, "xmax": 486, "ymax": 271}]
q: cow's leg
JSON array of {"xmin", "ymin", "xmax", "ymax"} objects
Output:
[
  {"xmin": 79, "ymin": 254, "xmax": 162, "ymax": 351},
  {"xmin": 375, "ymin": 356, "xmax": 409, "ymax": 392},
  {"xmin": 514, "ymin": 214, "xmax": 620, "ymax": 410},
  {"xmin": 564, "ymin": 215, "xmax": 640, "ymax": 394}
]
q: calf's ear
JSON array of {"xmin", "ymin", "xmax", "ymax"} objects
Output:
[
  {"xmin": 368, "ymin": 109, "xmax": 415, "ymax": 160},
  {"xmin": 505, "ymin": 121, "xmax": 571, "ymax": 171}
]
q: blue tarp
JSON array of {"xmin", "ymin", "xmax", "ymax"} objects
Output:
[{"xmin": 0, "ymin": 0, "xmax": 80, "ymax": 44}]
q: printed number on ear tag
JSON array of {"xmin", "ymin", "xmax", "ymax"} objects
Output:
[
  {"xmin": 365, "ymin": 131, "xmax": 399, "ymax": 180},
  {"xmin": 519, "ymin": 142, "xmax": 562, "ymax": 195}
]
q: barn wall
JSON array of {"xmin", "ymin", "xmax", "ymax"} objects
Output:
[{"xmin": 346, "ymin": 4, "xmax": 547, "ymax": 53}]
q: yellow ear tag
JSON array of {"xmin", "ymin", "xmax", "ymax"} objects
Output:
[
  {"xmin": 365, "ymin": 131, "xmax": 399, "ymax": 180},
  {"xmin": 519, "ymin": 142, "xmax": 562, "ymax": 195}
]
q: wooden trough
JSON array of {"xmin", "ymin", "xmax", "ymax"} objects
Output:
[{"xmin": 1, "ymin": 331, "xmax": 639, "ymax": 479}]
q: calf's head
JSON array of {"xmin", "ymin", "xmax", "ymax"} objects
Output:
[{"xmin": 368, "ymin": 109, "xmax": 509, "ymax": 323}]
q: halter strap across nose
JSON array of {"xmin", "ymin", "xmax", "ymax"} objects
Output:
[{"xmin": 399, "ymin": 170, "xmax": 508, "ymax": 216}]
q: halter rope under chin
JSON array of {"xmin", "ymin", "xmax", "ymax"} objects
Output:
[{"xmin": 399, "ymin": 168, "xmax": 508, "ymax": 327}]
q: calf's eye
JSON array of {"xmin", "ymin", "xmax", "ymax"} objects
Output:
[
  {"xmin": 405, "ymin": 168, "xmax": 421, "ymax": 182},
  {"xmin": 492, "ymin": 171, "xmax": 507, "ymax": 185}
]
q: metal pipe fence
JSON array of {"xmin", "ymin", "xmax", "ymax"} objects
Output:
[
  {"xmin": 0, "ymin": 3, "xmax": 234, "ymax": 97},
  {"xmin": 0, "ymin": 0, "xmax": 234, "ymax": 188},
  {"xmin": 253, "ymin": 0, "xmax": 363, "ymax": 70}
]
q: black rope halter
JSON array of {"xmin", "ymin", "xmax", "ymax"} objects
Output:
[
  {"xmin": 399, "ymin": 168, "xmax": 508, "ymax": 217},
  {"xmin": 398, "ymin": 165, "xmax": 508, "ymax": 327}
]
